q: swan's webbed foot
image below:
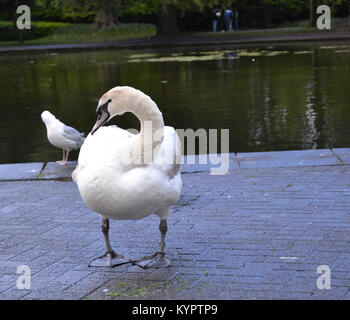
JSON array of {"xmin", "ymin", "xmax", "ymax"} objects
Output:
[
  {"xmin": 133, "ymin": 219, "xmax": 170, "ymax": 269},
  {"xmin": 89, "ymin": 251, "xmax": 131, "ymax": 268},
  {"xmin": 91, "ymin": 218, "xmax": 132, "ymax": 268},
  {"xmin": 132, "ymin": 252, "xmax": 171, "ymax": 269}
]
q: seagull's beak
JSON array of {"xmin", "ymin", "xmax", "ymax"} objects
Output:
[{"xmin": 91, "ymin": 111, "xmax": 109, "ymax": 135}]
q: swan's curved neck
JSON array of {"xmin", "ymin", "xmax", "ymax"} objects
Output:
[
  {"xmin": 135, "ymin": 97, "xmax": 164, "ymax": 141},
  {"xmin": 124, "ymin": 92, "xmax": 164, "ymax": 163}
]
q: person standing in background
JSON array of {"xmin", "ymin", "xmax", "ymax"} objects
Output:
[
  {"xmin": 234, "ymin": 7, "xmax": 239, "ymax": 31},
  {"xmin": 212, "ymin": 7, "xmax": 219, "ymax": 32},
  {"xmin": 224, "ymin": 9, "xmax": 234, "ymax": 31},
  {"xmin": 217, "ymin": 9, "xmax": 224, "ymax": 32}
]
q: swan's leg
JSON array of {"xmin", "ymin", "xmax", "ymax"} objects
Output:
[
  {"xmin": 133, "ymin": 219, "xmax": 170, "ymax": 268},
  {"xmin": 89, "ymin": 218, "xmax": 132, "ymax": 268},
  {"xmin": 56, "ymin": 150, "xmax": 67, "ymax": 165}
]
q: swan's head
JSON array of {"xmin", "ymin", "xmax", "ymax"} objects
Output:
[
  {"xmin": 91, "ymin": 86, "xmax": 136, "ymax": 135},
  {"xmin": 41, "ymin": 110, "xmax": 55, "ymax": 124}
]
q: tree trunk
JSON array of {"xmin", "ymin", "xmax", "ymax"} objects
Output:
[
  {"xmin": 310, "ymin": 0, "xmax": 318, "ymax": 26},
  {"xmin": 18, "ymin": 29, "xmax": 23, "ymax": 45},
  {"xmin": 94, "ymin": 8, "xmax": 119, "ymax": 29},
  {"xmin": 156, "ymin": 4, "xmax": 179, "ymax": 36},
  {"xmin": 263, "ymin": 4, "xmax": 271, "ymax": 29}
]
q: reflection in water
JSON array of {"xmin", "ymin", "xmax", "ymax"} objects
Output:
[{"xmin": 0, "ymin": 42, "xmax": 350, "ymax": 164}]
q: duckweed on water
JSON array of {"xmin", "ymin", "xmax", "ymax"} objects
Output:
[
  {"xmin": 236, "ymin": 50, "xmax": 264, "ymax": 57},
  {"xmin": 128, "ymin": 54, "xmax": 225, "ymax": 63},
  {"xmin": 128, "ymin": 53, "xmax": 158, "ymax": 59},
  {"xmin": 264, "ymin": 50, "xmax": 289, "ymax": 56},
  {"xmin": 294, "ymin": 51, "xmax": 313, "ymax": 54},
  {"xmin": 335, "ymin": 49, "xmax": 350, "ymax": 53},
  {"xmin": 127, "ymin": 48, "xmax": 291, "ymax": 63},
  {"xmin": 320, "ymin": 45, "xmax": 350, "ymax": 50},
  {"xmin": 196, "ymin": 49, "xmax": 236, "ymax": 55},
  {"xmin": 236, "ymin": 50, "xmax": 288, "ymax": 57}
]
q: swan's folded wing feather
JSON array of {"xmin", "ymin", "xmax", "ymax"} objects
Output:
[
  {"xmin": 156, "ymin": 126, "xmax": 181, "ymax": 179},
  {"xmin": 76, "ymin": 125, "xmax": 135, "ymax": 171}
]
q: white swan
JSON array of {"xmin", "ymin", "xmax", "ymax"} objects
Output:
[
  {"xmin": 41, "ymin": 110, "xmax": 85, "ymax": 165},
  {"xmin": 72, "ymin": 86, "xmax": 182, "ymax": 268}
]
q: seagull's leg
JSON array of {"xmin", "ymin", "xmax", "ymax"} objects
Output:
[
  {"xmin": 133, "ymin": 219, "xmax": 170, "ymax": 268},
  {"xmin": 64, "ymin": 150, "xmax": 70, "ymax": 164},
  {"xmin": 89, "ymin": 217, "xmax": 132, "ymax": 268},
  {"xmin": 56, "ymin": 150, "xmax": 67, "ymax": 165}
]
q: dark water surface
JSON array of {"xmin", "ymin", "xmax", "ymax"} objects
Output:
[{"xmin": 1, "ymin": 41, "xmax": 350, "ymax": 164}]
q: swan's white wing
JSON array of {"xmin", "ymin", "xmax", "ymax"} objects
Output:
[
  {"xmin": 154, "ymin": 126, "xmax": 181, "ymax": 179},
  {"xmin": 75, "ymin": 125, "xmax": 135, "ymax": 174}
]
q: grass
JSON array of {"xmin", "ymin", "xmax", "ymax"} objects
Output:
[
  {"xmin": 281, "ymin": 17, "xmax": 350, "ymax": 29},
  {"xmin": 279, "ymin": 19, "xmax": 313, "ymax": 28},
  {"xmin": 195, "ymin": 27, "xmax": 316, "ymax": 39},
  {"xmin": 104, "ymin": 281, "xmax": 168, "ymax": 299},
  {"xmin": 2, "ymin": 18, "xmax": 349, "ymax": 48},
  {"xmin": 196, "ymin": 17, "xmax": 350, "ymax": 39},
  {"xmin": 0, "ymin": 22, "xmax": 156, "ymax": 47}
]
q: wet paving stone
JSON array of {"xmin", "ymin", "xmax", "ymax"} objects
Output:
[{"xmin": 0, "ymin": 151, "xmax": 350, "ymax": 299}]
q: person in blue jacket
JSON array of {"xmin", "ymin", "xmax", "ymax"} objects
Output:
[{"xmin": 224, "ymin": 9, "xmax": 234, "ymax": 31}]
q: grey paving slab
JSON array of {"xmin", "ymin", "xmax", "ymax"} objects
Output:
[
  {"xmin": 181, "ymin": 153, "xmax": 238, "ymax": 173},
  {"xmin": 0, "ymin": 155, "xmax": 350, "ymax": 299},
  {"xmin": 236, "ymin": 149, "xmax": 341, "ymax": 168},
  {"xmin": 1, "ymin": 149, "xmax": 349, "ymax": 181},
  {"xmin": 332, "ymin": 148, "xmax": 350, "ymax": 165},
  {"xmin": 39, "ymin": 162, "xmax": 76, "ymax": 180},
  {"xmin": 0, "ymin": 163, "xmax": 43, "ymax": 180}
]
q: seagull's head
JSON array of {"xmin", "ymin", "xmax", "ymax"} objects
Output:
[
  {"xmin": 91, "ymin": 86, "xmax": 136, "ymax": 135},
  {"xmin": 41, "ymin": 110, "xmax": 55, "ymax": 124}
]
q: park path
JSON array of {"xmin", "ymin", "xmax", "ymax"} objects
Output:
[
  {"xmin": 1, "ymin": 29, "xmax": 350, "ymax": 54},
  {"xmin": 0, "ymin": 149, "xmax": 350, "ymax": 299}
]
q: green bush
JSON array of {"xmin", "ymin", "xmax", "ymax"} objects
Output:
[
  {"xmin": 40, "ymin": 23, "xmax": 156, "ymax": 44},
  {"xmin": 0, "ymin": 21, "xmax": 68, "ymax": 42}
]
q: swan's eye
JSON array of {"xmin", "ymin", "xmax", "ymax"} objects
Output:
[{"xmin": 96, "ymin": 99, "xmax": 111, "ymax": 119}]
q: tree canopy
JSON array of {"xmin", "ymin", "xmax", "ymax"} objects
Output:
[{"xmin": 1, "ymin": 0, "xmax": 350, "ymax": 39}]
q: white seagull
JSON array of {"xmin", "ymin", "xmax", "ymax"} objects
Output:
[
  {"xmin": 41, "ymin": 110, "xmax": 85, "ymax": 165},
  {"xmin": 72, "ymin": 86, "xmax": 182, "ymax": 268}
]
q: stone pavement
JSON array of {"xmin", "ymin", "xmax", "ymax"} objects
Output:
[{"xmin": 0, "ymin": 149, "xmax": 350, "ymax": 300}]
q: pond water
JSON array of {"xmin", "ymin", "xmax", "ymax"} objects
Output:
[{"xmin": 1, "ymin": 41, "xmax": 350, "ymax": 164}]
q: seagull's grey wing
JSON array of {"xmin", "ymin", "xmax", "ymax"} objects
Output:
[{"xmin": 62, "ymin": 124, "xmax": 85, "ymax": 148}]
